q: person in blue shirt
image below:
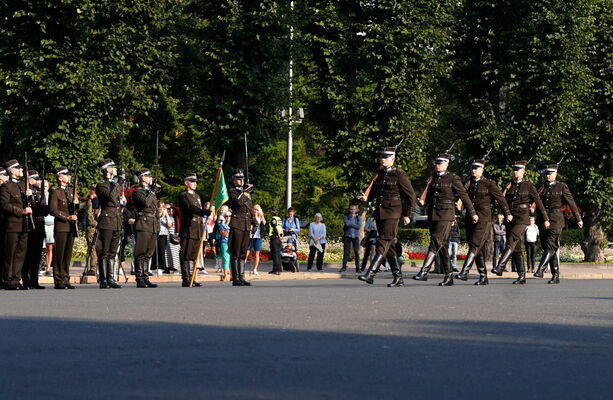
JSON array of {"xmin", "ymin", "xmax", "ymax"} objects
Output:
[
  {"xmin": 340, "ymin": 204, "xmax": 361, "ymax": 273},
  {"xmin": 282, "ymin": 207, "xmax": 300, "ymax": 248},
  {"xmin": 216, "ymin": 212, "xmax": 232, "ymax": 282}
]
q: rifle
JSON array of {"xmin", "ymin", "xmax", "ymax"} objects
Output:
[
  {"xmin": 40, "ymin": 163, "xmax": 46, "ymax": 207},
  {"xmin": 23, "ymin": 153, "xmax": 35, "ymax": 232},
  {"xmin": 69, "ymin": 162, "xmax": 79, "ymax": 237}
]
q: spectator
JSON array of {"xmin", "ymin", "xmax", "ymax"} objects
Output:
[
  {"xmin": 43, "ymin": 182, "xmax": 54, "ymax": 276},
  {"xmin": 246, "ymin": 204, "xmax": 266, "ymax": 275},
  {"xmin": 448, "ymin": 220, "xmax": 460, "ymax": 272},
  {"xmin": 524, "ymin": 216, "xmax": 539, "ymax": 273},
  {"xmin": 216, "ymin": 211, "xmax": 232, "ymax": 281},
  {"xmin": 84, "ymin": 186, "xmax": 99, "ymax": 275},
  {"xmin": 340, "ymin": 204, "xmax": 361, "ymax": 273},
  {"xmin": 492, "ymin": 214, "xmax": 506, "ymax": 270},
  {"xmin": 360, "ymin": 217, "xmax": 378, "ymax": 272},
  {"xmin": 154, "ymin": 201, "xmax": 173, "ymax": 274},
  {"xmin": 282, "ymin": 207, "xmax": 300, "ymax": 248},
  {"xmin": 165, "ymin": 204, "xmax": 181, "ymax": 273},
  {"xmin": 307, "ymin": 213, "xmax": 327, "ymax": 271}
]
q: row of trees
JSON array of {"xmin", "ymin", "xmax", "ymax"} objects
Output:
[{"xmin": 0, "ymin": 1, "xmax": 610, "ymax": 260}]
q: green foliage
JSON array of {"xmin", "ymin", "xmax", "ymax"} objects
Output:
[
  {"xmin": 560, "ymin": 229, "xmax": 584, "ymax": 246},
  {"xmin": 398, "ymin": 228, "xmax": 430, "ymax": 247}
]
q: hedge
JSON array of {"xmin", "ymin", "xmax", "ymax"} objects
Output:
[{"xmin": 398, "ymin": 228, "xmax": 430, "ymax": 247}]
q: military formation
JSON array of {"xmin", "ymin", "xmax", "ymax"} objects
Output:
[{"xmin": 0, "ymin": 147, "xmax": 582, "ymax": 290}]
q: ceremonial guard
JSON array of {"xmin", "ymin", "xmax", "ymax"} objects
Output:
[
  {"xmin": 0, "ymin": 160, "xmax": 31, "ymax": 290},
  {"xmin": 0, "ymin": 168, "xmax": 9, "ymax": 288},
  {"xmin": 533, "ymin": 163, "xmax": 582, "ymax": 284},
  {"xmin": 178, "ymin": 172, "xmax": 211, "ymax": 287},
  {"xmin": 491, "ymin": 160, "xmax": 549, "ymax": 284},
  {"xmin": 455, "ymin": 159, "xmax": 510, "ymax": 285},
  {"xmin": 48, "ymin": 166, "xmax": 79, "ymax": 289},
  {"xmin": 358, "ymin": 147, "xmax": 416, "ymax": 287},
  {"xmin": 131, "ymin": 168, "xmax": 160, "ymax": 288},
  {"xmin": 95, "ymin": 159, "xmax": 124, "ymax": 289},
  {"xmin": 227, "ymin": 170, "xmax": 255, "ymax": 286},
  {"xmin": 413, "ymin": 153, "xmax": 477, "ymax": 286},
  {"xmin": 22, "ymin": 170, "xmax": 48, "ymax": 289}
]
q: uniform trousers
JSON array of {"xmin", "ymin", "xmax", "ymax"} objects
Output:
[
  {"xmin": 53, "ymin": 231, "xmax": 75, "ymax": 285},
  {"xmin": 96, "ymin": 229, "xmax": 121, "ymax": 261},
  {"xmin": 269, "ymin": 236, "xmax": 282, "ymax": 273},
  {"xmin": 3, "ymin": 232, "xmax": 28, "ymax": 286},
  {"xmin": 180, "ymin": 236, "xmax": 200, "ymax": 261},
  {"xmin": 22, "ymin": 227, "xmax": 45, "ymax": 287},
  {"xmin": 134, "ymin": 231, "xmax": 157, "ymax": 262},
  {"xmin": 540, "ymin": 227, "xmax": 563, "ymax": 254},
  {"xmin": 427, "ymin": 220, "xmax": 452, "ymax": 274},
  {"xmin": 228, "ymin": 228, "xmax": 250, "ymax": 261},
  {"xmin": 375, "ymin": 217, "xmax": 399, "ymax": 258}
]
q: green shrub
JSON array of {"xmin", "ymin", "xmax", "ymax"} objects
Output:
[
  {"xmin": 560, "ymin": 229, "xmax": 583, "ymax": 246},
  {"xmin": 398, "ymin": 228, "xmax": 430, "ymax": 247}
]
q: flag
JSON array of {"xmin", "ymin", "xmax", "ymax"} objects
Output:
[{"xmin": 213, "ymin": 168, "xmax": 229, "ymax": 209}]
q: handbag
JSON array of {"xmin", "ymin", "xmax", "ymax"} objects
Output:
[
  {"xmin": 169, "ymin": 233, "xmax": 180, "ymax": 245},
  {"xmin": 360, "ymin": 237, "xmax": 367, "ymax": 247}
]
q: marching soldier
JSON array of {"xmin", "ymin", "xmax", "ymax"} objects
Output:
[
  {"xmin": 22, "ymin": 170, "xmax": 48, "ymax": 289},
  {"xmin": 95, "ymin": 159, "xmax": 124, "ymax": 289},
  {"xmin": 533, "ymin": 163, "xmax": 582, "ymax": 284},
  {"xmin": 48, "ymin": 166, "xmax": 79, "ymax": 289},
  {"xmin": 131, "ymin": 168, "xmax": 160, "ymax": 288},
  {"xmin": 358, "ymin": 147, "xmax": 416, "ymax": 287},
  {"xmin": 0, "ymin": 168, "xmax": 9, "ymax": 288},
  {"xmin": 455, "ymin": 159, "xmax": 510, "ymax": 285},
  {"xmin": 413, "ymin": 153, "xmax": 477, "ymax": 286},
  {"xmin": 0, "ymin": 160, "xmax": 31, "ymax": 290},
  {"xmin": 227, "ymin": 170, "xmax": 255, "ymax": 286},
  {"xmin": 178, "ymin": 172, "xmax": 211, "ymax": 287},
  {"xmin": 491, "ymin": 160, "xmax": 549, "ymax": 284}
]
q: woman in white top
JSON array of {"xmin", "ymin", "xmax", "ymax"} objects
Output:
[
  {"xmin": 524, "ymin": 216, "xmax": 540, "ymax": 273},
  {"xmin": 246, "ymin": 204, "xmax": 266, "ymax": 275},
  {"xmin": 307, "ymin": 213, "xmax": 327, "ymax": 271}
]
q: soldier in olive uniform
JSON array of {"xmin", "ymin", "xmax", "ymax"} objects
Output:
[
  {"xmin": 533, "ymin": 163, "xmax": 582, "ymax": 284},
  {"xmin": 491, "ymin": 160, "xmax": 549, "ymax": 284},
  {"xmin": 131, "ymin": 168, "xmax": 160, "ymax": 288},
  {"xmin": 413, "ymin": 153, "xmax": 478, "ymax": 286},
  {"xmin": 95, "ymin": 158, "xmax": 124, "ymax": 289},
  {"xmin": 178, "ymin": 172, "xmax": 211, "ymax": 287},
  {"xmin": 0, "ymin": 160, "xmax": 32, "ymax": 290},
  {"xmin": 84, "ymin": 186, "xmax": 99, "ymax": 275},
  {"xmin": 0, "ymin": 168, "xmax": 9, "ymax": 288},
  {"xmin": 455, "ymin": 159, "xmax": 510, "ymax": 285},
  {"xmin": 48, "ymin": 166, "xmax": 79, "ymax": 289},
  {"xmin": 227, "ymin": 170, "xmax": 255, "ymax": 286},
  {"xmin": 22, "ymin": 170, "xmax": 48, "ymax": 289},
  {"xmin": 358, "ymin": 147, "xmax": 416, "ymax": 287}
]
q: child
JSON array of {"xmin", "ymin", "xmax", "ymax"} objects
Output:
[{"xmin": 216, "ymin": 211, "xmax": 232, "ymax": 281}]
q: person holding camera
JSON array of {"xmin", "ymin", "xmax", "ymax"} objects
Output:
[
  {"xmin": 227, "ymin": 170, "xmax": 255, "ymax": 286},
  {"xmin": 131, "ymin": 168, "xmax": 160, "ymax": 288},
  {"xmin": 95, "ymin": 158, "xmax": 124, "ymax": 289}
]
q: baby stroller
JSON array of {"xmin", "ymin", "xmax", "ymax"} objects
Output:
[{"xmin": 281, "ymin": 237, "xmax": 299, "ymax": 272}]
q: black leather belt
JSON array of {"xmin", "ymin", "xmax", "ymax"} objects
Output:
[
  {"xmin": 381, "ymin": 196, "xmax": 401, "ymax": 201},
  {"xmin": 138, "ymin": 212, "xmax": 156, "ymax": 218},
  {"xmin": 436, "ymin": 199, "xmax": 453, "ymax": 204}
]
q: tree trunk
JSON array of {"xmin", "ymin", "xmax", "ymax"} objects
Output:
[{"xmin": 581, "ymin": 204, "xmax": 605, "ymax": 262}]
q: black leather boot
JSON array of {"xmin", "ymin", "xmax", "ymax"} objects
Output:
[
  {"xmin": 106, "ymin": 260, "xmax": 122, "ymax": 289},
  {"xmin": 548, "ymin": 255, "xmax": 560, "ymax": 284},
  {"xmin": 387, "ymin": 256, "xmax": 404, "ymax": 287},
  {"xmin": 358, "ymin": 253, "xmax": 384, "ymax": 284},
  {"xmin": 413, "ymin": 251, "xmax": 436, "ymax": 281},
  {"xmin": 238, "ymin": 260, "xmax": 251, "ymax": 286},
  {"xmin": 491, "ymin": 249, "xmax": 512, "ymax": 276},
  {"xmin": 439, "ymin": 273, "xmax": 454, "ymax": 286},
  {"xmin": 512, "ymin": 253, "xmax": 526, "ymax": 284},
  {"xmin": 187, "ymin": 261, "xmax": 202, "ymax": 287},
  {"xmin": 533, "ymin": 252, "xmax": 553, "ymax": 278},
  {"xmin": 474, "ymin": 254, "xmax": 488, "ymax": 285},
  {"xmin": 231, "ymin": 259, "xmax": 244, "ymax": 286},
  {"xmin": 98, "ymin": 258, "xmax": 108, "ymax": 289},
  {"xmin": 455, "ymin": 251, "xmax": 476, "ymax": 281},
  {"xmin": 136, "ymin": 260, "xmax": 147, "ymax": 288},
  {"xmin": 142, "ymin": 259, "xmax": 158, "ymax": 288}
]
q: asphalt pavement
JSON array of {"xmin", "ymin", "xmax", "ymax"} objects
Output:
[{"xmin": 1, "ymin": 279, "xmax": 612, "ymax": 399}]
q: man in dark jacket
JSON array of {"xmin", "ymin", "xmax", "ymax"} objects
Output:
[
  {"xmin": 0, "ymin": 168, "xmax": 8, "ymax": 288},
  {"xmin": 358, "ymin": 147, "xmax": 416, "ymax": 287},
  {"xmin": 533, "ymin": 163, "xmax": 582, "ymax": 284},
  {"xmin": 22, "ymin": 170, "xmax": 48, "ymax": 289},
  {"xmin": 0, "ymin": 160, "xmax": 32, "ymax": 290},
  {"xmin": 131, "ymin": 168, "xmax": 160, "ymax": 288},
  {"xmin": 227, "ymin": 170, "xmax": 255, "ymax": 286},
  {"xmin": 178, "ymin": 172, "xmax": 211, "ymax": 287},
  {"xmin": 491, "ymin": 160, "xmax": 549, "ymax": 284},
  {"xmin": 413, "ymin": 153, "xmax": 478, "ymax": 286}
]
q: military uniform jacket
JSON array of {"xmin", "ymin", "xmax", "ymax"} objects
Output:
[
  {"xmin": 178, "ymin": 190, "xmax": 209, "ymax": 239},
  {"xmin": 536, "ymin": 181, "xmax": 581, "ymax": 229},
  {"xmin": 503, "ymin": 180, "xmax": 548, "ymax": 224},
  {"xmin": 0, "ymin": 179, "xmax": 27, "ymax": 233},
  {"xmin": 367, "ymin": 167, "xmax": 416, "ymax": 220},
  {"xmin": 425, "ymin": 172, "xmax": 476, "ymax": 222},
  {"xmin": 464, "ymin": 177, "xmax": 510, "ymax": 223},
  {"xmin": 132, "ymin": 186, "xmax": 160, "ymax": 234},
  {"xmin": 31, "ymin": 188, "xmax": 49, "ymax": 229},
  {"xmin": 96, "ymin": 179, "xmax": 123, "ymax": 231},
  {"xmin": 227, "ymin": 187, "xmax": 255, "ymax": 231},
  {"xmin": 49, "ymin": 186, "xmax": 79, "ymax": 233}
]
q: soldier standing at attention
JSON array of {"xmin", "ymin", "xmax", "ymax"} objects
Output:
[
  {"xmin": 132, "ymin": 168, "xmax": 160, "ymax": 288},
  {"xmin": 491, "ymin": 160, "xmax": 549, "ymax": 284},
  {"xmin": 358, "ymin": 147, "xmax": 416, "ymax": 287},
  {"xmin": 413, "ymin": 152, "xmax": 477, "ymax": 286},
  {"xmin": 533, "ymin": 163, "xmax": 582, "ymax": 284},
  {"xmin": 227, "ymin": 170, "xmax": 255, "ymax": 286},
  {"xmin": 48, "ymin": 166, "xmax": 79, "ymax": 289},
  {"xmin": 22, "ymin": 170, "xmax": 48, "ymax": 289},
  {"xmin": 455, "ymin": 159, "xmax": 510, "ymax": 285},
  {"xmin": 95, "ymin": 158, "xmax": 124, "ymax": 289},
  {"xmin": 0, "ymin": 160, "xmax": 32, "ymax": 290},
  {"xmin": 178, "ymin": 172, "xmax": 211, "ymax": 287},
  {"xmin": 0, "ymin": 168, "xmax": 10, "ymax": 288}
]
